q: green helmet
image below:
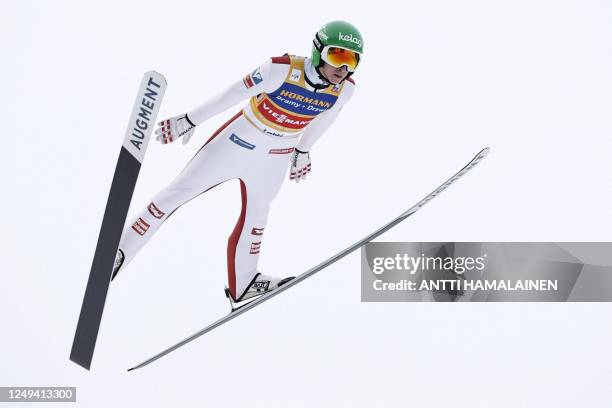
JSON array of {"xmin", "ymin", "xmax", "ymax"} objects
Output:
[{"xmin": 312, "ymin": 20, "xmax": 364, "ymax": 69}]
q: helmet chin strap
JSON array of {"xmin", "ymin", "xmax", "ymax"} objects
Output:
[
  {"xmin": 304, "ymin": 58, "xmax": 332, "ymax": 89},
  {"xmin": 312, "ymin": 66, "xmax": 332, "ymax": 87}
]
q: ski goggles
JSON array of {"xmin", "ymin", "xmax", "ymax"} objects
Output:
[{"xmin": 320, "ymin": 46, "xmax": 361, "ymax": 72}]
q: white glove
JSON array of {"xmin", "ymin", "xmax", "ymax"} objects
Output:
[
  {"xmin": 155, "ymin": 114, "xmax": 196, "ymax": 145},
  {"xmin": 290, "ymin": 149, "xmax": 311, "ymax": 182}
]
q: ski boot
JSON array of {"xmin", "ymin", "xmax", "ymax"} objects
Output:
[{"xmin": 224, "ymin": 272, "xmax": 295, "ymax": 311}]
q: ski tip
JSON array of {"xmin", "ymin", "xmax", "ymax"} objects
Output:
[
  {"xmin": 127, "ymin": 367, "xmax": 135, "ymax": 372},
  {"xmin": 478, "ymin": 146, "xmax": 491, "ymax": 157}
]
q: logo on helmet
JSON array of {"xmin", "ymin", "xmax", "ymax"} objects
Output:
[
  {"xmin": 338, "ymin": 32, "xmax": 362, "ymax": 48},
  {"xmin": 318, "ymin": 30, "xmax": 328, "ymax": 41}
]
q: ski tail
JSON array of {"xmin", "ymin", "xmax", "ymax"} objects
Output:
[{"xmin": 70, "ymin": 71, "xmax": 167, "ymax": 370}]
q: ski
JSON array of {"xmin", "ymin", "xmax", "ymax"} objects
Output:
[
  {"xmin": 127, "ymin": 147, "xmax": 490, "ymax": 371},
  {"xmin": 70, "ymin": 71, "xmax": 167, "ymax": 370}
]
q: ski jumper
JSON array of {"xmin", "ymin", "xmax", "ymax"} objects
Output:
[{"xmin": 117, "ymin": 55, "xmax": 355, "ymax": 298}]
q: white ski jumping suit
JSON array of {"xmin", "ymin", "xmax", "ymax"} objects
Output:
[{"xmin": 118, "ymin": 54, "xmax": 355, "ymax": 298}]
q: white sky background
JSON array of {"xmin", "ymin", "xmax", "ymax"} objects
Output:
[{"xmin": 3, "ymin": 0, "xmax": 612, "ymax": 406}]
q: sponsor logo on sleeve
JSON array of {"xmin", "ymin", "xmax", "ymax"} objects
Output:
[
  {"xmin": 147, "ymin": 202, "xmax": 165, "ymax": 219},
  {"xmin": 229, "ymin": 133, "xmax": 256, "ymax": 150},
  {"xmin": 268, "ymin": 147, "xmax": 295, "ymax": 155},
  {"xmin": 251, "ymin": 68, "xmax": 263, "ymax": 85},
  {"xmin": 131, "ymin": 218, "xmax": 150, "ymax": 236},
  {"xmin": 244, "ymin": 68, "xmax": 263, "ymax": 88}
]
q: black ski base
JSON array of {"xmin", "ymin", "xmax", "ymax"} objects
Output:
[{"xmin": 70, "ymin": 147, "xmax": 140, "ymax": 370}]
